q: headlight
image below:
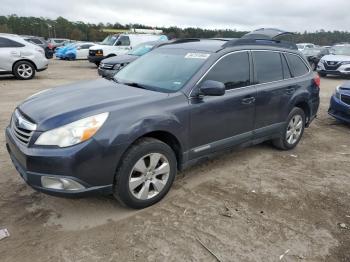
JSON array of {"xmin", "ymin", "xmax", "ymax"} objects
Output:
[
  {"xmin": 341, "ymin": 61, "xmax": 350, "ymax": 65},
  {"xmin": 113, "ymin": 64, "xmax": 122, "ymax": 70},
  {"xmin": 334, "ymin": 85, "xmax": 341, "ymax": 99},
  {"xmin": 35, "ymin": 112, "xmax": 109, "ymax": 147}
]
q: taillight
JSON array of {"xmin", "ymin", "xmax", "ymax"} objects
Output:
[{"xmin": 314, "ymin": 74, "xmax": 321, "ymax": 88}]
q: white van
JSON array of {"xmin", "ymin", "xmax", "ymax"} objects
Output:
[{"xmin": 88, "ymin": 34, "xmax": 168, "ymax": 65}]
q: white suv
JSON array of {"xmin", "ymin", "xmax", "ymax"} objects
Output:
[
  {"xmin": 0, "ymin": 34, "xmax": 48, "ymax": 80},
  {"xmin": 317, "ymin": 44, "xmax": 350, "ymax": 77}
]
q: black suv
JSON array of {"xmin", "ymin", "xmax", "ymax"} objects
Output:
[{"xmin": 6, "ymin": 29, "xmax": 320, "ymax": 209}]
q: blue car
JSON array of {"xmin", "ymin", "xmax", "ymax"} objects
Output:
[
  {"xmin": 328, "ymin": 81, "xmax": 350, "ymax": 123},
  {"xmin": 55, "ymin": 43, "xmax": 75, "ymax": 59}
]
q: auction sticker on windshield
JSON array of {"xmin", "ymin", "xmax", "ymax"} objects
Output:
[{"xmin": 185, "ymin": 53, "xmax": 210, "ymax": 59}]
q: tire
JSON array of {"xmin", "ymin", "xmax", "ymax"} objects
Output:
[
  {"xmin": 113, "ymin": 138, "xmax": 177, "ymax": 209},
  {"xmin": 13, "ymin": 61, "xmax": 35, "ymax": 80},
  {"xmin": 94, "ymin": 62, "xmax": 100, "ymax": 66},
  {"xmin": 319, "ymin": 72, "xmax": 327, "ymax": 77},
  {"xmin": 272, "ymin": 107, "xmax": 306, "ymax": 150}
]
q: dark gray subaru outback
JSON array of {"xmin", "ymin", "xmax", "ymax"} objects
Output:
[{"xmin": 6, "ymin": 29, "xmax": 320, "ymax": 209}]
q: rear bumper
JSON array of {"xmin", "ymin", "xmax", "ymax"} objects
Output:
[{"xmin": 328, "ymin": 95, "xmax": 350, "ymax": 123}]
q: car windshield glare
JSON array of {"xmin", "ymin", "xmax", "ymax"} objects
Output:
[
  {"xmin": 114, "ymin": 49, "xmax": 210, "ymax": 93},
  {"xmin": 331, "ymin": 46, "xmax": 350, "ymax": 56},
  {"xmin": 128, "ymin": 43, "xmax": 154, "ymax": 56},
  {"xmin": 101, "ymin": 35, "xmax": 119, "ymax": 46}
]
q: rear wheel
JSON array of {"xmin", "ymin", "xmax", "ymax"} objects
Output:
[
  {"xmin": 113, "ymin": 138, "xmax": 177, "ymax": 209},
  {"xmin": 272, "ymin": 107, "xmax": 305, "ymax": 150},
  {"xmin": 13, "ymin": 61, "xmax": 35, "ymax": 80}
]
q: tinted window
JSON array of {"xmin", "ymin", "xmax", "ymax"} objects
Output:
[
  {"xmin": 281, "ymin": 54, "xmax": 292, "ymax": 79},
  {"xmin": 118, "ymin": 36, "xmax": 130, "ymax": 46},
  {"xmin": 203, "ymin": 52, "xmax": 250, "ymax": 90},
  {"xmin": 27, "ymin": 38, "xmax": 43, "ymax": 45},
  {"xmin": 253, "ymin": 51, "xmax": 283, "ymax": 84},
  {"xmin": 80, "ymin": 44, "xmax": 93, "ymax": 49},
  {"xmin": 286, "ymin": 53, "xmax": 309, "ymax": 77},
  {"xmin": 0, "ymin": 37, "xmax": 24, "ymax": 48}
]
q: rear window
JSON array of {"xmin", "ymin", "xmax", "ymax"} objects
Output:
[
  {"xmin": 253, "ymin": 51, "xmax": 283, "ymax": 84},
  {"xmin": 286, "ymin": 54, "xmax": 309, "ymax": 77}
]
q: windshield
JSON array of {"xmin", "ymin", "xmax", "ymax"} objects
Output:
[
  {"xmin": 128, "ymin": 43, "xmax": 154, "ymax": 56},
  {"xmin": 115, "ymin": 49, "xmax": 210, "ymax": 93},
  {"xmin": 101, "ymin": 35, "xmax": 118, "ymax": 46},
  {"xmin": 331, "ymin": 46, "xmax": 350, "ymax": 56}
]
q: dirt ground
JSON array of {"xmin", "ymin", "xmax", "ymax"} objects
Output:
[{"xmin": 0, "ymin": 59, "xmax": 349, "ymax": 262}]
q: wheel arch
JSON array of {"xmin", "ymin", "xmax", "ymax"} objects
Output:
[
  {"xmin": 293, "ymin": 100, "xmax": 311, "ymax": 126},
  {"xmin": 12, "ymin": 59, "xmax": 37, "ymax": 72}
]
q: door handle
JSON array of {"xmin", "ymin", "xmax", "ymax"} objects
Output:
[
  {"xmin": 285, "ymin": 87, "xmax": 295, "ymax": 95},
  {"xmin": 241, "ymin": 97, "xmax": 255, "ymax": 105}
]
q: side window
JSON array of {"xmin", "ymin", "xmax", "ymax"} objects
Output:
[
  {"xmin": 286, "ymin": 53, "xmax": 309, "ymax": 77},
  {"xmin": 117, "ymin": 36, "xmax": 130, "ymax": 46},
  {"xmin": 202, "ymin": 52, "xmax": 250, "ymax": 90},
  {"xmin": 281, "ymin": 54, "xmax": 292, "ymax": 79},
  {"xmin": 80, "ymin": 44, "xmax": 92, "ymax": 49},
  {"xmin": 0, "ymin": 37, "xmax": 24, "ymax": 48},
  {"xmin": 29, "ymin": 39, "xmax": 43, "ymax": 45},
  {"xmin": 253, "ymin": 51, "xmax": 283, "ymax": 84}
]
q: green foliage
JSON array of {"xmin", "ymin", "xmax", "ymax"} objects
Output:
[{"xmin": 0, "ymin": 14, "xmax": 349, "ymax": 45}]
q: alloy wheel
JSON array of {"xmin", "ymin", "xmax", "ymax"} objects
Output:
[
  {"xmin": 128, "ymin": 153, "xmax": 170, "ymax": 200},
  {"xmin": 286, "ymin": 115, "xmax": 303, "ymax": 145},
  {"xmin": 17, "ymin": 64, "xmax": 33, "ymax": 79}
]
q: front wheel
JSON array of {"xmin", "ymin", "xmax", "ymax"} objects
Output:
[
  {"xmin": 272, "ymin": 107, "xmax": 306, "ymax": 150},
  {"xmin": 113, "ymin": 138, "xmax": 177, "ymax": 209},
  {"xmin": 13, "ymin": 61, "xmax": 35, "ymax": 80},
  {"xmin": 319, "ymin": 72, "xmax": 327, "ymax": 77}
]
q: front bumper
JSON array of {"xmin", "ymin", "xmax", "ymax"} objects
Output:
[
  {"xmin": 88, "ymin": 55, "xmax": 105, "ymax": 64},
  {"xmin": 98, "ymin": 68, "xmax": 118, "ymax": 79},
  {"xmin": 328, "ymin": 95, "xmax": 350, "ymax": 123},
  {"xmin": 5, "ymin": 126, "xmax": 117, "ymax": 197},
  {"xmin": 317, "ymin": 63, "xmax": 350, "ymax": 76}
]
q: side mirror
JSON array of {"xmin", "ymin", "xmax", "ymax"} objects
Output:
[{"xmin": 199, "ymin": 80, "xmax": 225, "ymax": 96}]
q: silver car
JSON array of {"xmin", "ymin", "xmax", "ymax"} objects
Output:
[{"xmin": 0, "ymin": 33, "xmax": 48, "ymax": 80}]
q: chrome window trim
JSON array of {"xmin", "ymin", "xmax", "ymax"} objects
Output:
[{"xmin": 189, "ymin": 49, "xmax": 311, "ymax": 97}]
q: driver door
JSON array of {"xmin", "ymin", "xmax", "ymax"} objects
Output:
[{"xmin": 189, "ymin": 51, "xmax": 256, "ymax": 159}]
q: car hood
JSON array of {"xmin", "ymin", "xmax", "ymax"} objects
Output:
[
  {"xmin": 18, "ymin": 78, "xmax": 167, "ymax": 131},
  {"xmin": 322, "ymin": 55, "xmax": 350, "ymax": 62},
  {"xmin": 101, "ymin": 54, "xmax": 138, "ymax": 64}
]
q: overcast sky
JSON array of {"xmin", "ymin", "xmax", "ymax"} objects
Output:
[{"xmin": 1, "ymin": 0, "xmax": 350, "ymax": 32}]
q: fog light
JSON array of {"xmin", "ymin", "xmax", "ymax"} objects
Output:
[{"xmin": 41, "ymin": 176, "xmax": 85, "ymax": 191}]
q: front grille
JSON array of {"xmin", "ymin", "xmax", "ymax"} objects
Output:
[
  {"xmin": 10, "ymin": 110, "xmax": 36, "ymax": 145},
  {"xmin": 324, "ymin": 61, "xmax": 341, "ymax": 70},
  {"xmin": 100, "ymin": 63, "xmax": 114, "ymax": 70},
  {"xmin": 341, "ymin": 94, "xmax": 350, "ymax": 106}
]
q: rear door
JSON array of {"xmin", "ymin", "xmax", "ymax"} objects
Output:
[
  {"xmin": 189, "ymin": 51, "xmax": 256, "ymax": 158},
  {"xmin": 252, "ymin": 50, "xmax": 295, "ymax": 137}
]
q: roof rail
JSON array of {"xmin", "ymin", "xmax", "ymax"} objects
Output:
[{"xmin": 222, "ymin": 38, "xmax": 298, "ymax": 50}]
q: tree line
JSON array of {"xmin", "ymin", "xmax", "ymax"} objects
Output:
[{"xmin": 0, "ymin": 15, "xmax": 349, "ymax": 46}]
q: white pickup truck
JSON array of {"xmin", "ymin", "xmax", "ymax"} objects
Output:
[{"xmin": 88, "ymin": 33, "xmax": 167, "ymax": 65}]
